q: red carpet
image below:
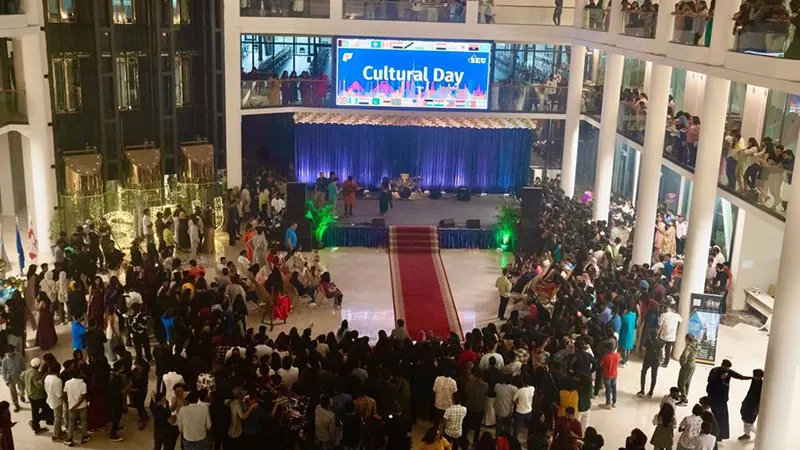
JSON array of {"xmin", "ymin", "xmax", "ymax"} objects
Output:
[{"xmin": 388, "ymin": 226, "xmax": 462, "ymax": 340}]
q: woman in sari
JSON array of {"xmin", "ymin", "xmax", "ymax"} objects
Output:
[
  {"xmin": 34, "ymin": 293, "xmax": 58, "ymax": 351},
  {"xmin": 89, "ymin": 277, "xmax": 106, "ymax": 326},
  {"xmin": 653, "ymin": 216, "xmax": 666, "ymax": 255},
  {"xmin": 661, "ymin": 222, "xmax": 677, "ymax": 256},
  {"xmin": 379, "ymin": 177, "xmax": 392, "ymax": 216},
  {"xmin": 243, "ymin": 224, "xmax": 256, "ymax": 261},
  {"xmin": 24, "ymin": 265, "xmax": 39, "ymax": 330}
]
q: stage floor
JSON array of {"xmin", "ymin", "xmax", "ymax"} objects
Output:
[{"xmin": 333, "ymin": 193, "xmax": 507, "ymax": 228}]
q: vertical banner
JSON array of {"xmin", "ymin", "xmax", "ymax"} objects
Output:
[{"xmin": 688, "ymin": 293, "xmax": 723, "ymax": 365}]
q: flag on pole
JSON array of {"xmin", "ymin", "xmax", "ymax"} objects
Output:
[
  {"xmin": 27, "ymin": 217, "xmax": 38, "ymax": 261},
  {"xmin": 15, "ymin": 217, "xmax": 24, "ymax": 274}
]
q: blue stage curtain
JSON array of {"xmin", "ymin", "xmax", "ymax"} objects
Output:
[
  {"xmin": 438, "ymin": 229, "xmax": 496, "ymax": 249},
  {"xmin": 323, "ymin": 226, "xmax": 389, "ymax": 247},
  {"xmin": 295, "ymin": 124, "xmax": 531, "ymax": 193}
]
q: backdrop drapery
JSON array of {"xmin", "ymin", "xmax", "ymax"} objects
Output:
[{"xmin": 295, "ymin": 123, "xmax": 532, "ymax": 193}]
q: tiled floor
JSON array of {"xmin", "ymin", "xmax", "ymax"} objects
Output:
[{"xmin": 1, "ymin": 243, "xmax": 791, "ymax": 449}]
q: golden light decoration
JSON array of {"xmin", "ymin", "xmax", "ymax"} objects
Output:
[
  {"xmin": 103, "ymin": 210, "xmax": 135, "ymax": 250},
  {"xmin": 293, "ymin": 112, "xmax": 539, "ymax": 129},
  {"xmin": 0, "ymin": 277, "xmax": 26, "ymax": 302}
]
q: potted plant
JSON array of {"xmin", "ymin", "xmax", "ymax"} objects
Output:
[{"xmin": 304, "ymin": 200, "xmax": 337, "ymax": 249}]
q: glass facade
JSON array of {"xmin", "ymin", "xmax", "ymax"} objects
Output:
[
  {"xmin": 490, "ymin": 44, "xmax": 570, "ymax": 113},
  {"xmin": 763, "ymin": 90, "xmax": 800, "ymax": 152},
  {"xmin": 611, "ymin": 139, "xmax": 639, "ymax": 203}
]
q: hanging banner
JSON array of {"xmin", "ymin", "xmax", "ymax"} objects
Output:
[{"xmin": 687, "ymin": 293, "xmax": 723, "ymax": 365}]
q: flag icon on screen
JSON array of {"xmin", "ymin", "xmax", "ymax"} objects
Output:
[
  {"xmin": 371, "ymin": 41, "xmax": 382, "ymax": 48},
  {"xmin": 469, "ymin": 44, "xmax": 479, "ymax": 51}
]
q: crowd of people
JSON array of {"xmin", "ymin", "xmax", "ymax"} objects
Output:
[
  {"xmin": 620, "ymin": 0, "xmax": 659, "ymax": 38},
  {"xmin": 733, "ymin": 0, "xmax": 800, "ymax": 58},
  {"xmin": 584, "ymin": 0, "xmax": 611, "ymax": 31},
  {"xmin": 241, "ymin": 71, "xmax": 331, "ymax": 108},
  {"xmin": 490, "ymin": 75, "xmax": 566, "ymax": 114},
  {"xmin": 672, "ymin": 0, "xmax": 713, "ymax": 46}
]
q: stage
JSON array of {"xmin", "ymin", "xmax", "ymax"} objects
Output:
[{"xmin": 322, "ymin": 193, "xmax": 509, "ymax": 249}]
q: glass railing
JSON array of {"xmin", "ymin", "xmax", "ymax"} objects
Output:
[
  {"xmin": 342, "ymin": 0, "xmax": 466, "ymax": 22},
  {"xmin": 581, "ymin": 7, "xmax": 610, "ymax": 31},
  {"xmin": 240, "ymin": 0, "xmax": 330, "ymax": 17},
  {"xmin": 617, "ymin": 103, "xmax": 646, "ymax": 144},
  {"xmin": 0, "ymin": 1, "xmax": 22, "ymax": 14},
  {"xmin": 733, "ymin": 22, "xmax": 799, "ymax": 59},
  {"xmin": 488, "ymin": 83, "xmax": 567, "ymax": 113},
  {"xmin": 0, "ymin": 90, "xmax": 27, "ymax": 126},
  {"xmin": 718, "ymin": 151, "xmax": 793, "ymax": 220},
  {"xmin": 241, "ymin": 79, "xmax": 332, "ymax": 109},
  {"xmin": 482, "ymin": 6, "xmax": 574, "ymax": 26},
  {"xmin": 620, "ymin": 10, "xmax": 658, "ymax": 38},
  {"xmin": 581, "ymin": 88, "xmax": 604, "ymax": 119},
  {"xmin": 671, "ymin": 12, "xmax": 710, "ymax": 46}
]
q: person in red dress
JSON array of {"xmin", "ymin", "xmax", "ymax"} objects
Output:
[
  {"xmin": 34, "ymin": 293, "xmax": 58, "ymax": 351},
  {"xmin": 0, "ymin": 401, "xmax": 14, "ymax": 450}
]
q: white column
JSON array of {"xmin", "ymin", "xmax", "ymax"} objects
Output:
[
  {"xmin": 0, "ymin": 134, "xmax": 15, "ymax": 216},
  {"xmin": 19, "ymin": 34, "xmax": 56, "ymax": 261},
  {"xmin": 608, "ymin": 1, "xmax": 624, "ymax": 36},
  {"xmin": 708, "ymin": 0, "xmax": 738, "ymax": 65},
  {"xmin": 631, "ymin": 64, "xmax": 672, "ymax": 265},
  {"xmin": 754, "ymin": 175, "xmax": 800, "ymax": 449},
  {"xmin": 223, "ymin": 0, "xmax": 243, "ymax": 188},
  {"xmin": 592, "ymin": 53, "xmax": 624, "ymax": 221},
  {"xmin": 653, "ymin": 0, "xmax": 674, "ymax": 53},
  {"xmin": 571, "ymin": 0, "xmax": 585, "ymax": 29},
  {"xmin": 465, "ymin": 0, "xmax": 478, "ymax": 25},
  {"xmin": 674, "ymin": 76, "xmax": 731, "ymax": 358},
  {"xmin": 740, "ymin": 85, "xmax": 768, "ymax": 142},
  {"xmin": 561, "ymin": 45, "xmax": 586, "ymax": 199},
  {"xmin": 642, "ymin": 61, "xmax": 652, "ymax": 94}
]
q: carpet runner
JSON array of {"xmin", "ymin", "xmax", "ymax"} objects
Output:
[{"xmin": 388, "ymin": 226, "xmax": 462, "ymax": 340}]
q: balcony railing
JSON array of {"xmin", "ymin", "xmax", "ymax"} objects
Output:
[
  {"xmin": 342, "ymin": 0, "xmax": 466, "ymax": 22},
  {"xmin": 481, "ymin": 6, "xmax": 573, "ymax": 26},
  {"xmin": 240, "ymin": 0, "xmax": 330, "ymax": 18},
  {"xmin": 0, "ymin": 90, "xmax": 27, "ymax": 127},
  {"xmin": 620, "ymin": 9, "xmax": 657, "ymax": 38},
  {"xmin": 241, "ymin": 79, "xmax": 332, "ymax": 109},
  {"xmin": 581, "ymin": 7, "xmax": 610, "ymax": 31},
  {"xmin": 489, "ymin": 83, "xmax": 567, "ymax": 113},
  {"xmin": 0, "ymin": 0, "xmax": 22, "ymax": 14},
  {"xmin": 671, "ymin": 12, "xmax": 710, "ymax": 46},
  {"xmin": 581, "ymin": 88, "xmax": 604, "ymax": 119},
  {"xmin": 618, "ymin": 103, "xmax": 646, "ymax": 144},
  {"xmin": 733, "ymin": 21, "xmax": 799, "ymax": 60}
]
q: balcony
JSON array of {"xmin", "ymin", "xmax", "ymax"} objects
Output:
[
  {"xmin": 670, "ymin": 12, "xmax": 709, "ymax": 47},
  {"xmin": 620, "ymin": 9, "xmax": 657, "ymax": 39},
  {"xmin": 342, "ymin": 0, "xmax": 465, "ymax": 22},
  {"xmin": 733, "ymin": 21, "xmax": 797, "ymax": 60},
  {"xmin": 482, "ymin": 5, "xmax": 573, "ymax": 26},
  {"xmin": 489, "ymin": 83, "xmax": 567, "ymax": 113},
  {"xmin": 0, "ymin": 1, "xmax": 21, "ymax": 15},
  {"xmin": 240, "ymin": 0, "xmax": 330, "ymax": 18},
  {"xmin": 0, "ymin": 90, "xmax": 27, "ymax": 127},
  {"xmin": 241, "ymin": 79, "xmax": 332, "ymax": 109},
  {"xmin": 581, "ymin": 6, "xmax": 610, "ymax": 31},
  {"xmin": 581, "ymin": 87, "xmax": 603, "ymax": 120}
]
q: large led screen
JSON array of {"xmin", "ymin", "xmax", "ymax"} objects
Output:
[{"xmin": 335, "ymin": 38, "xmax": 492, "ymax": 110}]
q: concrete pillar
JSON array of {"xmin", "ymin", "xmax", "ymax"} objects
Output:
[
  {"xmin": 608, "ymin": 0, "xmax": 623, "ymax": 35},
  {"xmin": 561, "ymin": 45, "xmax": 586, "ymax": 199},
  {"xmin": 223, "ymin": 0, "xmax": 243, "ymax": 188},
  {"xmin": 592, "ymin": 53, "xmax": 624, "ymax": 221},
  {"xmin": 653, "ymin": 0, "xmax": 674, "ymax": 53},
  {"xmin": 631, "ymin": 64, "xmax": 672, "ymax": 266},
  {"xmin": 740, "ymin": 85, "xmax": 768, "ymax": 142},
  {"xmin": 18, "ymin": 34, "xmax": 57, "ymax": 262},
  {"xmin": 0, "ymin": 134, "xmax": 15, "ymax": 216},
  {"xmin": 708, "ymin": 0, "xmax": 738, "ymax": 65},
  {"xmin": 674, "ymin": 76, "xmax": 731, "ymax": 359}
]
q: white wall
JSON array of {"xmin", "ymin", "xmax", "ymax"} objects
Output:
[
  {"xmin": 731, "ymin": 212, "xmax": 783, "ymax": 310},
  {"xmin": 741, "ymin": 85, "xmax": 769, "ymax": 142},
  {"xmin": 681, "ymin": 70, "xmax": 706, "ymax": 115}
]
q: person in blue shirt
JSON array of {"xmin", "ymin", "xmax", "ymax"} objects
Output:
[
  {"xmin": 71, "ymin": 319, "xmax": 87, "ymax": 351},
  {"xmin": 610, "ymin": 303, "xmax": 622, "ymax": 334},
  {"xmin": 161, "ymin": 309, "xmax": 175, "ymax": 344},
  {"xmin": 285, "ymin": 222, "xmax": 298, "ymax": 251}
]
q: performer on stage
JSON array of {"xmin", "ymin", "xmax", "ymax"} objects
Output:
[
  {"xmin": 342, "ymin": 176, "xmax": 358, "ymax": 216},
  {"xmin": 379, "ymin": 177, "xmax": 393, "ymax": 216}
]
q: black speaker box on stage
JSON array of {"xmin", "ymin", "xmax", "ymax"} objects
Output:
[
  {"xmin": 286, "ymin": 182, "xmax": 307, "ymax": 219},
  {"xmin": 371, "ymin": 218, "xmax": 386, "ymax": 228},
  {"xmin": 292, "ymin": 219, "xmax": 313, "ymax": 251},
  {"xmin": 522, "ymin": 186, "xmax": 543, "ymax": 228},
  {"xmin": 517, "ymin": 225, "xmax": 543, "ymax": 254},
  {"xmin": 439, "ymin": 218, "xmax": 456, "ymax": 228},
  {"xmin": 456, "ymin": 186, "xmax": 471, "ymax": 201},
  {"xmin": 429, "ymin": 190, "xmax": 442, "ymax": 200},
  {"xmin": 466, "ymin": 219, "xmax": 481, "ymax": 229}
]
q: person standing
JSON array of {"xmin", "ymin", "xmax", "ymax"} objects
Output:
[
  {"xmin": 675, "ymin": 215, "xmax": 688, "ymax": 255},
  {"xmin": 151, "ymin": 391, "xmax": 178, "ymax": 450},
  {"xmin": 379, "ymin": 177, "xmax": 392, "ymax": 216},
  {"xmin": 0, "ymin": 401, "xmax": 15, "ymax": 450},
  {"xmin": 553, "ymin": 0, "xmax": 563, "ymax": 25},
  {"xmin": 511, "ymin": 377, "xmax": 534, "ymax": 441},
  {"xmin": 738, "ymin": 369, "xmax": 763, "ymax": 441},
  {"xmin": 227, "ymin": 198, "xmax": 240, "ymax": 246},
  {"xmin": 314, "ymin": 394, "xmax": 337, "ymax": 450},
  {"xmin": 432, "ymin": 370, "xmax": 458, "ymax": 428},
  {"xmin": 342, "ymin": 175, "xmax": 358, "ymax": 217},
  {"xmin": 285, "ymin": 222, "xmax": 298, "ymax": 252},
  {"xmin": 495, "ymin": 269, "xmax": 512, "ymax": 320},
  {"xmin": 63, "ymin": 371, "xmax": 92, "ymax": 446},
  {"xmin": 327, "ymin": 174, "xmax": 339, "ymax": 212},
  {"xmin": 442, "ymin": 395, "xmax": 467, "ymax": 450},
  {"xmin": 176, "ymin": 389, "xmax": 212, "ymax": 450},
  {"xmin": 314, "ymin": 172, "xmax": 328, "ymax": 207},
  {"xmin": 657, "ymin": 299, "xmax": 682, "ymax": 367},
  {"xmin": 20, "ymin": 358, "xmax": 49, "ymax": 434},
  {"xmin": 637, "ymin": 330, "xmax": 663, "ymax": 398},
  {"xmin": 1, "ymin": 345, "xmax": 24, "ymax": 412},
  {"xmin": 493, "ymin": 375, "xmax": 518, "ymax": 435},
  {"xmin": 705, "ymin": 359, "xmax": 751, "ymax": 442},
  {"xmin": 599, "ymin": 342, "xmax": 620, "ymax": 409},
  {"xmin": 129, "ymin": 303, "xmax": 152, "ymax": 362},
  {"xmin": 107, "ymin": 361, "xmax": 125, "ymax": 442},
  {"xmin": 677, "ymin": 333, "xmax": 700, "ymax": 406},
  {"xmin": 45, "ymin": 363, "xmax": 65, "ymax": 441},
  {"xmin": 463, "ymin": 369, "xmax": 487, "ymax": 443},
  {"xmin": 618, "ymin": 302, "xmax": 637, "ymax": 366},
  {"xmin": 677, "ymin": 404, "xmax": 704, "ymax": 450},
  {"xmin": 142, "ymin": 209, "xmax": 154, "ymax": 247}
]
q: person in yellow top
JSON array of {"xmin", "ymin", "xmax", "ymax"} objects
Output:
[
  {"xmin": 557, "ymin": 381, "xmax": 579, "ymax": 418},
  {"xmin": 162, "ymin": 226, "xmax": 175, "ymax": 259},
  {"xmin": 418, "ymin": 427, "xmax": 451, "ymax": 450}
]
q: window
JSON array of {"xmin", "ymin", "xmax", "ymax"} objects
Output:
[
  {"xmin": 174, "ymin": 54, "xmax": 192, "ymax": 107},
  {"xmin": 48, "ymin": 0, "xmax": 75, "ymax": 23},
  {"xmin": 173, "ymin": 0, "xmax": 190, "ymax": 24},
  {"xmin": 116, "ymin": 56, "xmax": 140, "ymax": 110},
  {"xmin": 51, "ymin": 57, "xmax": 82, "ymax": 113},
  {"xmin": 112, "ymin": 0, "xmax": 135, "ymax": 24},
  {"xmin": 763, "ymin": 91, "xmax": 800, "ymax": 151}
]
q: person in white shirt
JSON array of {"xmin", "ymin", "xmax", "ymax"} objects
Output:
[
  {"xmin": 63, "ymin": 374, "xmax": 91, "ymax": 445},
  {"xmin": 657, "ymin": 300, "xmax": 683, "ymax": 367},
  {"xmin": 495, "ymin": 269, "xmax": 512, "ymax": 320},
  {"xmin": 177, "ymin": 390, "xmax": 212, "ymax": 447},
  {"xmin": 677, "ymin": 404, "xmax": 704, "ymax": 450},
  {"xmin": 442, "ymin": 395, "xmax": 467, "ymax": 446},
  {"xmin": 163, "ymin": 370, "xmax": 185, "ymax": 407},
  {"xmin": 45, "ymin": 364, "xmax": 65, "ymax": 441},
  {"xmin": 142, "ymin": 209, "xmax": 154, "ymax": 246},
  {"xmin": 711, "ymin": 246, "xmax": 725, "ymax": 267},
  {"xmin": 277, "ymin": 357, "xmax": 299, "ymax": 389},
  {"xmin": 689, "ymin": 421, "xmax": 717, "ymax": 450},
  {"xmin": 675, "ymin": 215, "xmax": 688, "ymax": 255},
  {"xmin": 479, "ymin": 346, "xmax": 505, "ymax": 371},
  {"xmin": 432, "ymin": 373, "xmax": 458, "ymax": 427},
  {"xmin": 271, "ymin": 194, "xmax": 286, "ymax": 218},
  {"xmin": 512, "ymin": 379, "xmax": 535, "ymax": 441}
]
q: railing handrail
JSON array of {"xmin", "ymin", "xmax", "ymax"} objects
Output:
[
  {"xmin": 621, "ymin": 9, "xmax": 658, "ymax": 15},
  {"xmin": 490, "ymin": 4, "xmax": 574, "ymax": 9}
]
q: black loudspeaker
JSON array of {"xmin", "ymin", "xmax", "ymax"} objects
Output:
[
  {"xmin": 429, "ymin": 190, "xmax": 442, "ymax": 200},
  {"xmin": 286, "ymin": 182, "xmax": 307, "ymax": 219},
  {"xmin": 466, "ymin": 219, "xmax": 481, "ymax": 229},
  {"xmin": 522, "ymin": 186, "xmax": 543, "ymax": 228},
  {"xmin": 292, "ymin": 219, "xmax": 314, "ymax": 251},
  {"xmin": 456, "ymin": 186, "xmax": 471, "ymax": 201},
  {"xmin": 438, "ymin": 218, "xmax": 456, "ymax": 228},
  {"xmin": 371, "ymin": 218, "xmax": 386, "ymax": 228},
  {"xmin": 518, "ymin": 225, "xmax": 543, "ymax": 254}
]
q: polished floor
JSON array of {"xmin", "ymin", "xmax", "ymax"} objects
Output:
[{"xmin": 1, "ymin": 244, "xmax": 790, "ymax": 449}]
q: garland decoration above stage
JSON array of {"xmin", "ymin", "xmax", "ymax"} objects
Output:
[{"xmin": 293, "ymin": 112, "xmax": 539, "ymax": 129}]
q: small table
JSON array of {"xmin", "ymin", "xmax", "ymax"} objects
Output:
[{"xmin": 744, "ymin": 288, "xmax": 774, "ymax": 330}]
